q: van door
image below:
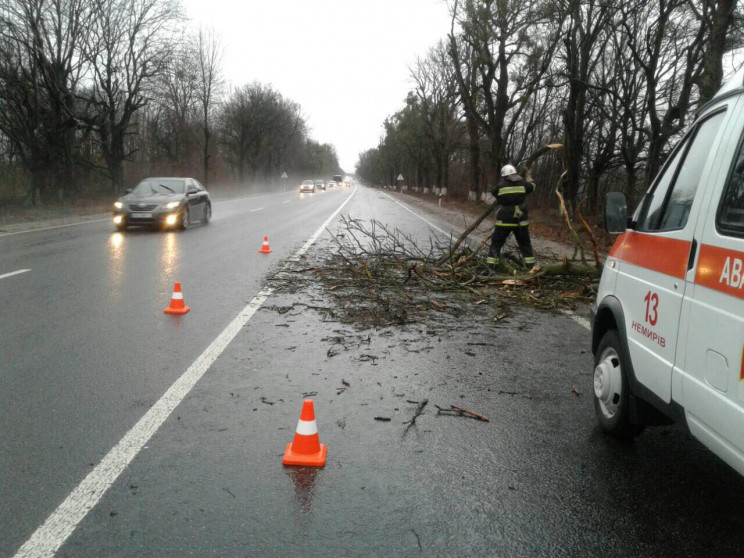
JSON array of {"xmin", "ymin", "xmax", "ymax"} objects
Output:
[
  {"xmin": 610, "ymin": 109, "xmax": 729, "ymax": 403},
  {"xmin": 678, "ymin": 97, "xmax": 744, "ymax": 474}
]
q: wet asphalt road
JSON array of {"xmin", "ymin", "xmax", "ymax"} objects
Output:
[
  {"xmin": 0, "ymin": 187, "xmax": 353, "ymax": 556},
  {"xmin": 4, "ymin": 185, "xmax": 744, "ymax": 557}
]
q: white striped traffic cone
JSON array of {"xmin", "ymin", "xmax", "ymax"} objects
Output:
[
  {"xmin": 164, "ymin": 282, "xmax": 190, "ymax": 315},
  {"xmin": 283, "ymin": 399, "xmax": 327, "ymax": 467},
  {"xmin": 259, "ymin": 236, "xmax": 272, "ymax": 254}
]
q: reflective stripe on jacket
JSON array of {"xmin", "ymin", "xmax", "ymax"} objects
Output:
[{"xmin": 490, "ymin": 175, "xmax": 535, "ymax": 227}]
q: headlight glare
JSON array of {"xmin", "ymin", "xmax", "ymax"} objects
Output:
[
  {"xmin": 114, "ymin": 201, "xmax": 123, "ymax": 209},
  {"xmin": 164, "ymin": 201, "xmax": 180, "ymax": 209}
]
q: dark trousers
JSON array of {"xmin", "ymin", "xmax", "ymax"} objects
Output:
[{"xmin": 488, "ymin": 226, "xmax": 535, "ymax": 265}]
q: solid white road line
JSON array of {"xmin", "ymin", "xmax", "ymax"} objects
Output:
[
  {"xmin": 282, "ymin": 200, "xmax": 291, "ymax": 204},
  {"xmin": 211, "ymin": 190, "xmax": 293, "ymax": 206},
  {"xmin": 560, "ymin": 309, "xmax": 591, "ymax": 331},
  {"xmin": 378, "ymin": 191, "xmax": 450, "ymax": 236},
  {"xmin": 249, "ymin": 207, "xmax": 265, "ymax": 212},
  {"xmin": 12, "ymin": 187, "xmax": 358, "ymax": 558},
  {"xmin": 290, "ymin": 188, "xmax": 356, "ymax": 261},
  {"xmin": 0, "ymin": 269, "xmax": 31, "ymax": 280}
]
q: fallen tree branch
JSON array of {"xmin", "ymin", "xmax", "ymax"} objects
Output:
[
  {"xmin": 555, "ymin": 173, "xmax": 587, "ymax": 264},
  {"xmin": 575, "ymin": 206, "xmax": 601, "ymax": 268},
  {"xmin": 436, "ymin": 201, "xmax": 498, "ymax": 267}
]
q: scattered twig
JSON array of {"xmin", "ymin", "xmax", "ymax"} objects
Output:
[
  {"xmin": 404, "ymin": 399, "xmax": 429, "ymax": 434},
  {"xmin": 435, "ymin": 404, "xmax": 489, "ymax": 422}
]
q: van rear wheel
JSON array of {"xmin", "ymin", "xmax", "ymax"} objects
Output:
[{"xmin": 593, "ymin": 330, "xmax": 645, "ymax": 439}]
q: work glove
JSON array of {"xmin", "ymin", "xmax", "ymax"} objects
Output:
[{"xmin": 514, "ymin": 206, "xmax": 524, "ymax": 219}]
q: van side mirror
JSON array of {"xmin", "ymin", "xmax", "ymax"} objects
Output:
[
  {"xmin": 125, "ymin": 188, "xmax": 132, "ymax": 194},
  {"xmin": 605, "ymin": 192, "xmax": 628, "ymax": 234}
]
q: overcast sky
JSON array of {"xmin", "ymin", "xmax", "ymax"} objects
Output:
[{"xmin": 182, "ymin": 0, "xmax": 453, "ymax": 174}]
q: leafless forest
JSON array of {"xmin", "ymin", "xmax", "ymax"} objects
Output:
[
  {"xmin": 355, "ymin": 0, "xmax": 743, "ymax": 211},
  {"xmin": 0, "ymin": 0, "xmax": 341, "ymax": 205}
]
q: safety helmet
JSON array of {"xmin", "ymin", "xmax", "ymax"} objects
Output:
[{"xmin": 500, "ymin": 164, "xmax": 518, "ymax": 177}]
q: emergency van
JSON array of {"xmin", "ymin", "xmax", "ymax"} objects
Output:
[{"xmin": 592, "ymin": 67, "xmax": 744, "ymax": 477}]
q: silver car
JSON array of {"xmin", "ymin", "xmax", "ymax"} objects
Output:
[{"xmin": 300, "ymin": 179, "xmax": 316, "ymax": 193}]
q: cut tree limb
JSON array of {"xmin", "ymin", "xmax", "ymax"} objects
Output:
[
  {"xmin": 555, "ymin": 172, "xmax": 587, "ymax": 264},
  {"xmin": 575, "ymin": 207, "xmax": 602, "ymax": 268}
]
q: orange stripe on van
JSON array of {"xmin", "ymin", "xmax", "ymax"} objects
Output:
[
  {"xmin": 740, "ymin": 345, "xmax": 744, "ymax": 382},
  {"xmin": 608, "ymin": 231, "xmax": 690, "ymax": 279},
  {"xmin": 695, "ymin": 244, "xmax": 744, "ymax": 299}
]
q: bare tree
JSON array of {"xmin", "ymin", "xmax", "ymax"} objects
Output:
[
  {"xmin": 0, "ymin": 0, "xmax": 90, "ymax": 203},
  {"xmin": 688, "ymin": 0, "xmax": 741, "ymax": 105},
  {"xmin": 448, "ymin": 0, "xmax": 562, "ymax": 187},
  {"xmin": 83, "ymin": 0, "xmax": 181, "ymax": 193},
  {"xmin": 195, "ymin": 27, "xmax": 223, "ymax": 187},
  {"xmin": 559, "ymin": 0, "xmax": 617, "ymax": 207},
  {"xmin": 411, "ymin": 40, "xmax": 461, "ymax": 194}
]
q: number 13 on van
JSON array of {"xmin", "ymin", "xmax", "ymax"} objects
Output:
[{"xmin": 631, "ymin": 291, "xmax": 666, "ymax": 348}]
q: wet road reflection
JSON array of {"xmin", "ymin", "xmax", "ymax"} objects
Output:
[
  {"xmin": 160, "ymin": 232, "xmax": 179, "ymax": 285},
  {"xmin": 107, "ymin": 233, "xmax": 125, "ymax": 299},
  {"xmin": 285, "ymin": 467, "xmax": 319, "ymax": 513}
]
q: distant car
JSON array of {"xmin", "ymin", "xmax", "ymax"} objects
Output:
[
  {"xmin": 300, "ymin": 179, "xmax": 316, "ymax": 193},
  {"xmin": 333, "ymin": 174, "xmax": 343, "ymax": 185},
  {"xmin": 314, "ymin": 179, "xmax": 326, "ymax": 191},
  {"xmin": 112, "ymin": 177, "xmax": 211, "ymax": 231},
  {"xmin": 327, "ymin": 180, "xmax": 337, "ymax": 188}
]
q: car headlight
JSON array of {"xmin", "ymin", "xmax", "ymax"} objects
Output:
[
  {"xmin": 164, "ymin": 201, "xmax": 180, "ymax": 210},
  {"xmin": 114, "ymin": 201, "xmax": 123, "ymax": 209}
]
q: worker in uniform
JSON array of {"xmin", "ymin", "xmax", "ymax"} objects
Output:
[{"xmin": 486, "ymin": 164, "xmax": 537, "ymax": 269}]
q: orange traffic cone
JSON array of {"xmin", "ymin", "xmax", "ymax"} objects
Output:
[
  {"xmin": 283, "ymin": 399, "xmax": 327, "ymax": 467},
  {"xmin": 164, "ymin": 282, "xmax": 190, "ymax": 315},
  {"xmin": 259, "ymin": 236, "xmax": 272, "ymax": 254}
]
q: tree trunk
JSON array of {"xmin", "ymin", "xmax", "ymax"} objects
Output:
[
  {"xmin": 466, "ymin": 116, "xmax": 481, "ymax": 197},
  {"xmin": 697, "ymin": 0, "xmax": 737, "ymax": 106},
  {"xmin": 203, "ymin": 127, "xmax": 211, "ymax": 187}
]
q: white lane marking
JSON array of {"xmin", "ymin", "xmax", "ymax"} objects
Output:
[
  {"xmin": 0, "ymin": 219, "xmax": 110, "ymax": 238},
  {"xmin": 560, "ymin": 310, "xmax": 591, "ymax": 331},
  {"xmin": 212, "ymin": 190, "xmax": 293, "ymax": 206},
  {"xmin": 12, "ymin": 188, "xmax": 358, "ymax": 558},
  {"xmin": 378, "ymin": 191, "xmax": 449, "ymax": 236},
  {"xmin": 282, "ymin": 200, "xmax": 291, "ymax": 204},
  {"xmin": 0, "ymin": 269, "xmax": 31, "ymax": 280},
  {"xmin": 289, "ymin": 188, "xmax": 357, "ymax": 261},
  {"xmin": 249, "ymin": 207, "xmax": 265, "ymax": 213}
]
